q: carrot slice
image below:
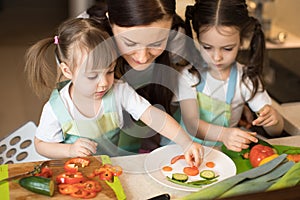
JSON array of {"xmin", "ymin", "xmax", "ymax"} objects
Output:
[
  {"xmin": 171, "ymin": 155, "xmax": 185, "ymax": 164},
  {"xmin": 183, "ymin": 166, "xmax": 199, "ymax": 176},
  {"xmin": 162, "ymin": 166, "xmax": 173, "ymax": 171},
  {"xmin": 205, "ymin": 161, "xmax": 215, "ymax": 168}
]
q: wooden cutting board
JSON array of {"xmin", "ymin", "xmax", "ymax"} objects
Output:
[{"xmin": 7, "ymin": 156, "xmax": 123, "ymax": 199}]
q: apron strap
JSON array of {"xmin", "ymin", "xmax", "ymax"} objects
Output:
[
  {"xmin": 226, "ymin": 63, "xmax": 237, "ymax": 104},
  {"xmin": 196, "ymin": 63, "xmax": 237, "ymax": 104},
  {"xmin": 49, "ymin": 88, "xmax": 73, "ymax": 125}
]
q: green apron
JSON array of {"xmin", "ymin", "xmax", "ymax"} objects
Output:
[
  {"xmin": 175, "ymin": 63, "xmax": 237, "ymax": 147},
  {"xmin": 49, "ymin": 82, "xmax": 135, "ymax": 156}
]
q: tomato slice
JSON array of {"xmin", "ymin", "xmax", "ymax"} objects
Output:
[
  {"xmin": 58, "ymin": 183, "xmax": 79, "ymax": 195},
  {"xmin": 56, "ymin": 172, "xmax": 86, "ymax": 184},
  {"xmin": 205, "ymin": 161, "xmax": 215, "ymax": 168},
  {"xmin": 162, "ymin": 166, "xmax": 173, "ymax": 171},
  {"xmin": 183, "ymin": 166, "xmax": 199, "ymax": 176},
  {"xmin": 64, "ymin": 157, "xmax": 90, "ymax": 173},
  {"xmin": 171, "ymin": 155, "xmax": 185, "ymax": 164}
]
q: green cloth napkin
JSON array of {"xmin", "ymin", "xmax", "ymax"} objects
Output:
[
  {"xmin": 0, "ymin": 165, "xmax": 9, "ymax": 200},
  {"xmin": 100, "ymin": 155, "xmax": 127, "ymax": 200}
]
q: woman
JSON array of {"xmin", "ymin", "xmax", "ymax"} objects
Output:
[{"xmin": 84, "ymin": 0, "xmax": 257, "ymax": 153}]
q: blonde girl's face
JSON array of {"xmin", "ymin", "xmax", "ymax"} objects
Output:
[
  {"xmin": 67, "ymin": 49, "xmax": 115, "ymax": 102},
  {"xmin": 198, "ymin": 26, "xmax": 240, "ymax": 77},
  {"xmin": 112, "ymin": 19, "xmax": 172, "ymax": 71}
]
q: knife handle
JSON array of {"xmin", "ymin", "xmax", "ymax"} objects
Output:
[{"xmin": 147, "ymin": 193, "xmax": 170, "ymax": 200}]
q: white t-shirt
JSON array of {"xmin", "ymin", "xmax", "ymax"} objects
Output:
[
  {"xmin": 36, "ymin": 80, "xmax": 151, "ymax": 142},
  {"xmin": 180, "ymin": 64, "xmax": 272, "ymax": 127}
]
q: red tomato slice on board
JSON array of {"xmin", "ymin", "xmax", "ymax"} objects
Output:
[
  {"xmin": 183, "ymin": 166, "xmax": 199, "ymax": 176},
  {"xmin": 171, "ymin": 155, "xmax": 185, "ymax": 164},
  {"xmin": 249, "ymin": 144, "xmax": 275, "ymax": 167}
]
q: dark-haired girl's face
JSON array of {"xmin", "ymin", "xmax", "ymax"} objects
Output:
[
  {"xmin": 198, "ymin": 26, "xmax": 240, "ymax": 80},
  {"xmin": 112, "ymin": 19, "xmax": 172, "ymax": 71}
]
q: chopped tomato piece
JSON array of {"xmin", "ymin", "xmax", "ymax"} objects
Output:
[
  {"xmin": 183, "ymin": 166, "xmax": 199, "ymax": 176},
  {"xmin": 162, "ymin": 166, "xmax": 173, "ymax": 171},
  {"xmin": 171, "ymin": 155, "xmax": 185, "ymax": 164},
  {"xmin": 64, "ymin": 157, "xmax": 90, "ymax": 173},
  {"xmin": 56, "ymin": 172, "xmax": 86, "ymax": 184},
  {"xmin": 205, "ymin": 161, "xmax": 215, "ymax": 168}
]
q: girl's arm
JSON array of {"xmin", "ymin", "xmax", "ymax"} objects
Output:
[
  {"xmin": 34, "ymin": 137, "xmax": 97, "ymax": 159},
  {"xmin": 139, "ymin": 106, "xmax": 203, "ymax": 167},
  {"xmin": 179, "ymin": 99, "xmax": 258, "ymax": 152}
]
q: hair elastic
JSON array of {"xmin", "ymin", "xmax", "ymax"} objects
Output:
[{"xmin": 54, "ymin": 36, "xmax": 59, "ymax": 45}]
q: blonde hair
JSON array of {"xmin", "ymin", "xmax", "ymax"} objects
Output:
[{"xmin": 25, "ymin": 18, "xmax": 117, "ymax": 98}]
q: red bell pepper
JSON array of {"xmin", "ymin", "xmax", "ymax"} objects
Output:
[
  {"xmin": 64, "ymin": 157, "xmax": 90, "ymax": 173},
  {"xmin": 56, "ymin": 172, "xmax": 86, "ymax": 184}
]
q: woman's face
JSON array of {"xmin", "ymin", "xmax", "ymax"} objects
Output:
[{"xmin": 112, "ymin": 19, "xmax": 172, "ymax": 71}]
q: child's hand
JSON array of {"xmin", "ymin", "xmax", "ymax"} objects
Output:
[
  {"xmin": 252, "ymin": 105, "xmax": 280, "ymax": 127},
  {"xmin": 222, "ymin": 128, "xmax": 258, "ymax": 152},
  {"xmin": 69, "ymin": 138, "xmax": 98, "ymax": 157},
  {"xmin": 183, "ymin": 142, "xmax": 204, "ymax": 167}
]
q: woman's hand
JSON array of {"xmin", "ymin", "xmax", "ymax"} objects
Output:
[
  {"xmin": 69, "ymin": 138, "xmax": 98, "ymax": 157},
  {"xmin": 183, "ymin": 142, "xmax": 204, "ymax": 167},
  {"xmin": 221, "ymin": 128, "xmax": 258, "ymax": 152}
]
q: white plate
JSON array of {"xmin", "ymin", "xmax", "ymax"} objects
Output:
[{"xmin": 144, "ymin": 144, "xmax": 236, "ymax": 191}]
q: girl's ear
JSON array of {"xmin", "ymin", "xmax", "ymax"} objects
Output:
[{"xmin": 59, "ymin": 62, "xmax": 73, "ymax": 79}]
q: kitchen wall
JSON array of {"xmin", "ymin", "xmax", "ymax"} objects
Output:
[{"xmin": 264, "ymin": 0, "xmax": 300, "ymax": 38}]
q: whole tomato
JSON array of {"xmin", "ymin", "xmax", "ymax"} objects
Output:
[{"xmin": 249, "ymin": 144, "xmax": 275, "ymax": 167}]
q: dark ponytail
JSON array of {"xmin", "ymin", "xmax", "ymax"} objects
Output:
[
  {"xmin": 242, "ymin": 17, "xmax": 266, "ymax": 100},
  {"xmin": 87, "ymin": 2, "xmax": 112, "ymax": 35}
]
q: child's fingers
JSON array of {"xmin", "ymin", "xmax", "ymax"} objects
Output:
[{"xmin": 78, "ymin": 138, "xmax": 98, "ymax": 154}]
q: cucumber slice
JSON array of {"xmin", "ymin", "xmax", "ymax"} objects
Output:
[
  {"xmin": 200, "ymin": 170, "xmax": 216, "ymax": 180},
  {"xmin": 19, "ymin": 176, "xmax": 54, "ymax": 196},
  {"xmin": 172, "ymin": 173, "xmax": 188, "ymax": 182}
]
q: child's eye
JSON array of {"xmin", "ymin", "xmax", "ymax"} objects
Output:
[
  {"xmin": 87, "ymin": 74, "xmax": 98, "ymax": 80},
  {"xmin": 202, "ymin": 45, "xmax": 211, "ymax": 50},
  {"xmin": 224, "ymin": 47, "xmax": 233, "ymax": 51}
]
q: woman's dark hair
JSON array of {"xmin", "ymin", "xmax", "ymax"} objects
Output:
[
  {"xmin": 185, "ymin": 0, "xmax": 266, "ymax": 100},
  {"xmin": 88, "ymin": 0, "xmax": 200, "ymax": 114}
]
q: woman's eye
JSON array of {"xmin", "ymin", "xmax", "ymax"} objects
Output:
[
  {"xmin": 107, "ymin": 70, "xmax": 114, "ymax": 74},
  {"xmin": 149, "ymin": 42, "xmax": 162, "ymax": 48},
  {"xmin": 124, "ymin": 42, "xmax": 137, "ymax": 47}
]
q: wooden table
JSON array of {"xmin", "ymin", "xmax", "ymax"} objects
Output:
[{"xmin": 2, "ymin": 135, "xmax": 300, "ymax": 200}]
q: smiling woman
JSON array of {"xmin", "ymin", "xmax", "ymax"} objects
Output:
[{"xmin": 86, "ymin": 0, "xmax": 201, "ymax": 153}]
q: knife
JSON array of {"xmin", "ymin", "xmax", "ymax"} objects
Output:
[{"xmin": 147, "ymin": 193, "xmax": 170, "ymax": 200}]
